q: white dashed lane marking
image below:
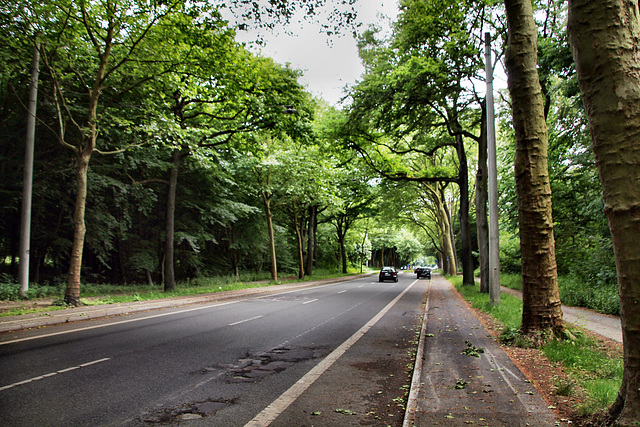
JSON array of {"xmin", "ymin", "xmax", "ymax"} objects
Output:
[{"xmin": 0, "ymin": 358, "xmax": 111, "ymax": 392}]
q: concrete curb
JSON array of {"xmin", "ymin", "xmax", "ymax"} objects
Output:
[{"xmin": 402, "ymin": 279, "xmax": 431, "ymax": 427}]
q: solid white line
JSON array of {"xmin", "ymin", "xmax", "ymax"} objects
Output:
[
  {"xmin": 57, "ymin": 366, "xmax": 80, "ymax": 374},
  {"xmin": 0, "ymin": 357, "xmax": 111, "ymax": 392},
  {"xmin": 228, "ymin": 315, "xmax": 264, "ymax": 326},
  {"xmin": 302, "ymin": 299, "xmax": 319, "ymax": 305},
  {"xmin": 80, "ymin": 357, "xmax": 111, "ymax": 367},
  {"xmin": 244, "ymin": 280, "xmax": 418, "ymax": 427},
  {"xmin": 0, "ymin": 301, "xmax": 239, "ymax": 346}
]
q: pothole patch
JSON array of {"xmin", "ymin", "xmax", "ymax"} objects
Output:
[
  {"xmin": 142, "ymin": 398, "xmax": 235, "ymax": 424},
  {"xmin": 218, "ymin": 346, "xmax": 328, "ymax": 383}
]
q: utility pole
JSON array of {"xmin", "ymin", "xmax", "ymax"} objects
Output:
[
  {"xmin": 19, "ymin": 40, "xmax": 40, "ymax": 297},
  {"xmin": 485, "ymin": 32, "xmax": 500, "ymax": 305}
]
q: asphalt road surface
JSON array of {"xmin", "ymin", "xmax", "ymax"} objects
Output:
[{"xmin": 0, "ymin": 273, "xmax": 426, "ymax": 426}]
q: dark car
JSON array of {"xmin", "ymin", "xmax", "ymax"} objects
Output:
[
  {"xmin": 379, "ymin": 266, "xmax": 398, "ymax": 282},
  {"xmin": 416, "ymin": 266, "xmax": 431, "ymax": 279}
]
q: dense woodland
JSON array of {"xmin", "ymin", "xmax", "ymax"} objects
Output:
[
  {"xmin": 0, "ymin": 1, "xmax": 616, "ymax": 308},
  {"xmin": 3, "ymin": 0, "xmax": 640, "ymax": 424}
]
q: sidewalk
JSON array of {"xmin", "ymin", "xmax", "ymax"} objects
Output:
[
  {"xmin": 0, "ymin": 275, "xmax": 368, "ymax": 335},
  {"xmin": 500, "ymin": 287, "xmax": 622, "ymax": 343},
  {"xmin": 404, "ymin": 275, "xmax": 558, "ymax": 426}
]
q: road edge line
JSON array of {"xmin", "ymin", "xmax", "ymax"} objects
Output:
[{"xmin": 403, "ymin": 279, "xmax": 431, "ymax": 427}]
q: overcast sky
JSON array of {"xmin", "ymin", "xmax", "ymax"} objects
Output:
[{"xmin": 232, "ymin": 1, "xmax": 400, "ymax": 106}]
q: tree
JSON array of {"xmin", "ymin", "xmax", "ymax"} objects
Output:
[
  {"xmin": 325, "ymin": 166, "xmax": 377, "ymax": 274},
  {"xmin": 15, "ymin": 0, "xmax": 214, "ymax": 304},
  {"xmin": 278, "ymin": 144, "xmax": 330, "ymax": 279},
  {"xmin": 567, "ymin": 1, "xmax": 640, "ymax": 423},
  {"xmin": 346, "ymin": 0, "xmax": 490, "ymax": 285},
  {"xmin": 158, "ymin": 44, "xmax": 311, "ymax": 290},
  {"xmin": 8, "ymin": 0, "xmax": 352, "ymax": 301},
  {"xmin": 504, "ymin": 0, "xmax": 564, "ymax": 341}
]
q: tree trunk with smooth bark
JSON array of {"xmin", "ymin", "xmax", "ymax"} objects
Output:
[
  {"xmin": 292, "ymin": 203, "xmax": 304, "ymax": 279},
  {"xmin": 65, "ymin": 149, "xmax": 91, "ymax": 306},
  {"xmin": 568, "ymin": 1, "xmax": 640, "ymax": 423},
  {"xmin": 429, "ymin": 183, "xmax": 457, "ymax": 276}
]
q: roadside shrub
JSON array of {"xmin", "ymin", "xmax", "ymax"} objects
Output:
[
  {"xmin": 0, "ymin": 281, "xmax": 63, "ymax": 301},
  {"xmin": 499, "ymin": 233, "xmax": 522, "ymax": 274},
  {"xmin": 559, "ymin": 275, "xmax": 619, "ymax": 316},
  {"xmin": 0, "ymin": 282, "xmax": 21, "ymax": 301}
]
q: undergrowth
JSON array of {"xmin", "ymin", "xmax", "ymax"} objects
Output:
[{"xmin": 491, "ymin": 273, "xmax": 619, "ymax": 316}]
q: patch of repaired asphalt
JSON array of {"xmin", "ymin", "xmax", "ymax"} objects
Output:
[{"xmin": 218, "ymin": 346, "xmax": 330, "ymax": 383}]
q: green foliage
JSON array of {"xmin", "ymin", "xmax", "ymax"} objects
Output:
[
  {"xmin": 558, "ymin": 276, "xmax": 619, "ymax": 316},
  {"xmin": 0, "ymin": 281, "xmax": 63, "ymax": 301},
  {"xmin": 499, "ymin": 232, "xmax": 522, "ymax": 274}
]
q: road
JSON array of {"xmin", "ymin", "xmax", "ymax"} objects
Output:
[{"xmin": 0, "ymin": 273, "xmax": 427, "ymax": 426}]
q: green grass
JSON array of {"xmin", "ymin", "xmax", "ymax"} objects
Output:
[
  {"xmin": 449, "ymin": 275, "xmax": 522, "ymax": 330},
  {"xmin": 448, "ymin": 275, "xmax": 622, "ymax": 417},
  {"xmin": 499, "ymin": 273, "xmax": 522, "ymax": 291},
  {"xmin": 543, "ymin": 333, "xmax": 623, "ymax": 415}
]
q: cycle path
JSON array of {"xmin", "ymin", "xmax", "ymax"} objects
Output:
[{"xmin": 405, "ymin": 274, "xmax": 558, "ymax": 426}]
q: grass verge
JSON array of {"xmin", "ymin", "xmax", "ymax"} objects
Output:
[
  {"xmin": 449, "ymin": 275, "xmax": 622, "ymax": 418},
  {"xmin": 1, "ymin": 268, "xmax": 373, "ymax": 317}
]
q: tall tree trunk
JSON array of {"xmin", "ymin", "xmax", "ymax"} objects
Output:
[
  {"xmin": 335, "ymin": 217, "xmax": 348, "ymax": 274},
  {"xmin": 476, "ymin": 103, "xmax": 490, "ymax": 293},
  {"xmin": 164, "ymin": 149, "xmax": 181, "ymax": 292},
  {"xmin": 456, "ymin": 133, "xmax": 474, "ymax": 285},
  {"xmin": 568, "ymin": 1, "xmax": 640, "ymax": 424},
  {"xmin": 504, "ymin": 0, "xmax": 564, "ymax": 341},
  {"xmin": 61, "ymin": 21, "xmax": 113, "ymax": 306},
  {"xmin": 305, "ymin": 205, "xmax": 317, "ymax": 276},
  {"xmin": 441, "ymin": 188, "xmax": 458, "ymax": 276},
  {"xmin": 65, "ymin": 150, "xmax": 91, "ymax": 306},
  {"xmin": 438, "ymin": 193, "xmax": 457, "ymax": 276},
  {"xmin": 293, "ymin": 203, "xmax": 304, "ymax": 279},
  {"xmin": 262, "ymin": 189, "xmax": 277, "ymax": 281},
  {"xmin": 359, "ymin": 225, "xmax": 368, "ymax": 273},
  {"xmin": 426, "ymin": 182, "xmax": 456, "ymax": 275},
  {"xmin": 339, "ymin": 233, "xmax": 348, "ymax": 274},
  {"xmin": 226, "ymin": 227, "xmax": 240, "ymax": 280},
  {"xmin": 145, "ymin": 269, "xmax": 154, "ymax": 286}
]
